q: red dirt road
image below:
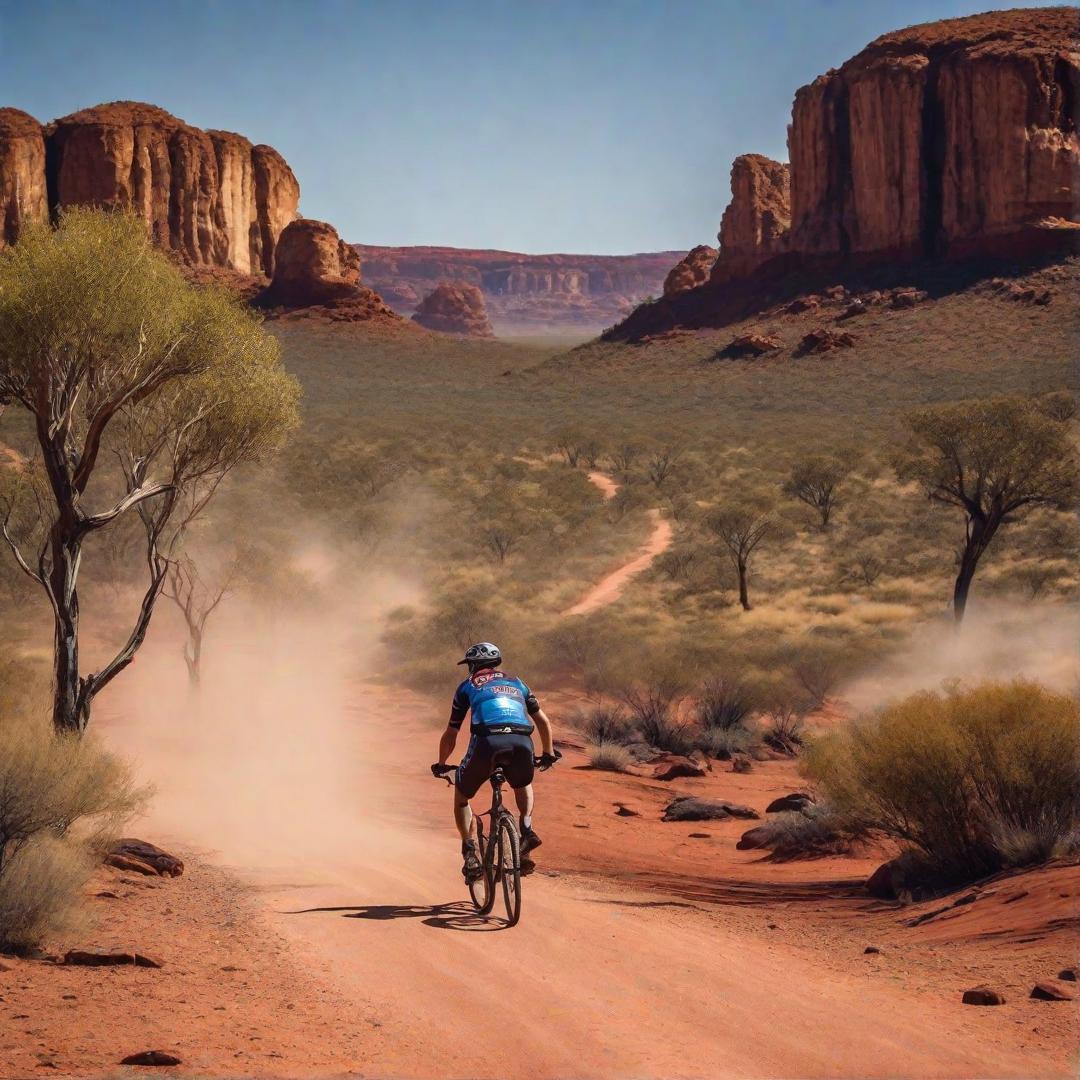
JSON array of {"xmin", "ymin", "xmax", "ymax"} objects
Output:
[{"xmin": 245, "ymin": 694, "xmax": 1049, "ymax": 1080}]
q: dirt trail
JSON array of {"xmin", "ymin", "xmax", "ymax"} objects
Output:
[
  {"xmin": 245, "ymin": 693, "xmax": 1037, "ymax": 1080},
  {"xmin": 562, "ymin": 471, "xmax": 673, "ymax": 616}
]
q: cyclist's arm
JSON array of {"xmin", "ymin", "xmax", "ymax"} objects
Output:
[
  {"xmin": 532, "ymin": 708, "xmax": 554, "ymax": 757},
  {"xmin": 438, "ymin": 724, "xmax": 458, "ymax": 767}
]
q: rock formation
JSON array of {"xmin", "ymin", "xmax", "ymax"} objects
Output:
[
  {"xmin": 663, "ymin": 245, "xmax": 717, "ymax": 295},
  {"xmin": 411, "ymin": 282, "xmax": 494, "ymax": 336},
  {"xmin": 0, "ymin": 109, "xmax": 47, "ymax": 247},
  {"xmin": 788, "ymin": 7, "xmax": 1078, "ymax": 261},
  {"xmin": 256, "ymin": 218, "xmax": 399, "ymax": 323},
  {"xmin": 260, "ymin": 219, "xmax": 361, "ymax": 306},
  {"xmin": 0, "ymin": 101, "xmax": 298, "ymax": 272},
  {"xmin": 356, "ymin": 245, "xmax": 679, "ymax": 332},
  {"xmin": 712, "ymin": 155, "xmax": 790, "ymax": 282}
]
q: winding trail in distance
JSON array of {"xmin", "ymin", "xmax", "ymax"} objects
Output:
[{"xmin": 562, "ymin": 470, "xmax": 673, "ymax": 616}]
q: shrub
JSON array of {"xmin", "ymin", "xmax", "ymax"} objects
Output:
[
  {"xmin": 763, "ymin": 704, "xmax": 806, "ymax": 754},
  {"xmin": 805, "ymin": 680, "xmax": 1080, "ymax": 886},
  {"xmin": 696, "ymin": 674, "xmax": 757, "ymax": 730},
  {"xmin": 576, "ymin": 704, "xmax": 633, "ymax": 746},
  {"xmin": 752, "ymin": 805, "xmax": 866, "ymax": 861},
  {"xmin": 0, "ymin": 718, "xmax": 146, "ymax": 952},
  {"xmin": 699, "ymin": 724, "xmax": 757, "ymax": 760},
  {"xmin": 587, "ymin": 741, "xmax": 633, "ymax": 773}
]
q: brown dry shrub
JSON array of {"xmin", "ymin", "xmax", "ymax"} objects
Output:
[{"xmin": 0, "ymin": 718, "xmax": 147, "ymax": 952}]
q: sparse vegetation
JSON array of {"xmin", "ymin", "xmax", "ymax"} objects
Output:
[
  {"xmin": 0, "ymin": 209, "xmax": 299, "ymax": 733},
  {"xmin": 783, "ymin": 454, "xmax": 851, "ymax": 528},
  {"xmin": 805, "ymin": 680, "xmax": 1080, "ymax": 886},
  {"xmin": 0, "ymin": 712, "xmax": 146, "ymax": 952},
  {"xmin": 587, "ymin": 741, "xmax": 633, "ymax": 772}
]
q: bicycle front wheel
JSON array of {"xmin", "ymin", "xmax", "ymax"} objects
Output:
[
  {"xmin": 496, "ymin": 814, "xmax": 522, "ymax": 926},
  {"xmin": 469, "ymin": 818, "xmax": 495, "ymax": 914}
]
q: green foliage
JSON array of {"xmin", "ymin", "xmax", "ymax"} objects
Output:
[
  {"xmin": 804, "ymin": 680, "xmax": 1080, "ymax": 884},
  {"xmin": 0, "ymin": 715, "xmax": 147, "ymax": 951}
]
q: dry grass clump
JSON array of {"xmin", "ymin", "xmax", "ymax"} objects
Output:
[
  {"xmin": 805, "ymin": 679, "xmax": 1080, "ymax": 885},
  {"xmin": 0, "ymin": 715, "xmax": 147, "ymax": 953},
  {"xmin": 754, "ymin": 805, "xmax": 866, "ymax": 860},
  {"xmin": 587, "ymin": 741, "xmax": 633, "ymax": 773}
]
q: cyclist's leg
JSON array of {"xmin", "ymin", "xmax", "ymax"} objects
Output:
[
  {"xmin": 453, "ymin": 788, "xmax": 474, "ymax": 842},
  {"xmin": 454, "ymin": 734, "xmax": 491, "ymax": 880},
  {"xmin": 503, "ymin": 735, "xmax": 540, "ymax": 854}
]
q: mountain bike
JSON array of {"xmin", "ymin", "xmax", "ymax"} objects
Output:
[{"xmin": 432, "ymin": 752, "xmax": 559, "ymax": 927}]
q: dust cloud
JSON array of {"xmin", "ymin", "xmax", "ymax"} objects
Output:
[
  {"xmin": 842, "ymin": 599, "xmax": 1080, "ymax": 711},
  {"xmin": 94, "ymin": 547, "xmax": 423, "ymax": 873}
]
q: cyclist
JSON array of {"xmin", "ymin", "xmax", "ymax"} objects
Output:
[{"xmin": 431, "ymin": 642, "xmax": 558, "ymax": 882}]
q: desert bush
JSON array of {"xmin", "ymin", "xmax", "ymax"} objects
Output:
[
  {"xmin": 754, "ymin": 804, "xmax": 867, "ymax": 860},
  {"xmin": 763, "ymin": 703, "xmax": 806, "ymax": 754},
  {"xmin": 696, "ymin": 674, "xmax": 758, "ymax": 730},
  {"xmin": 804, "ymin": 679, "xmax": 1080, "ymax": 885},
  {"xmin": 0, "ymin": 718, "xmax": 146, "ymax": 952},
  {"xmin": 576, "ymin": 704, "xmax": 633, "ymax": 746},
  {"xmin": 632, "ymin": 713, "xmax": 697, "ymax": 756},
  {"xmin": 699, "ymin": 724, "xmax": 758, "ymax": 760},
  {"xmin": 587, "ymin": 741, "xmax": 633, "ymax": 773}
]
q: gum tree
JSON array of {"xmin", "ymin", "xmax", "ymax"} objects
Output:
[
  {"xmin": 0, "ymin": 209, "xmax": 300, "ymax": 733},
  {"xmin": 895, "ymin": 394, "xmax": 1078, "ymax": 624}
]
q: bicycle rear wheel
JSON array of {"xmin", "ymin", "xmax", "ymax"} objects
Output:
[
  {"xmin": 496, "ymin": 814, "xmax": 522, "ymax": 926},
  {"xmin": 468, "ymin": 818, "xmax": 495, "ymax": 913}
]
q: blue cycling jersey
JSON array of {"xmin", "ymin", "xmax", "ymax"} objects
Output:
[{"xmin": 449, "ymin": 669, "xmax": 539, "ymax": 734}]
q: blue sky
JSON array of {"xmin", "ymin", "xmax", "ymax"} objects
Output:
[{"xmin": 0, "ymin": 1, "xmax": 1059, "ymax": 253}]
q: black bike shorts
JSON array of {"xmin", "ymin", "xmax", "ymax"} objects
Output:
[{"xmin": 456, "ymin": 731, "xmax": 535, "ymax": 798}]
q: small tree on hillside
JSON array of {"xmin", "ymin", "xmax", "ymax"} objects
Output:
[
  {"xmin": 894, "ymin": 394, "xmax": 1078, "ymax": 624},
  {"xmin": 706, "ymin": 502, "xmax": 778, "ymax": 611},
  {"xmin": 0, "ymin": 210, "xmax": 299, "ymax": 733},
  {"xmin": 646, "ymin": 445, "xmax": 681, "ymax": 488},
  {"xmin": 782, "ymin": 454, "xmax": 851, "ymax": 528}
]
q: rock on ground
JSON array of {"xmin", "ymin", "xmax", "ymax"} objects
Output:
[
  {"xmin": 411, "ymin": 282, "xmax": 495, "ymax": 337},
  {"xmin": 663, "ymin": 796, "xmax": 760, "ymax": 822}
]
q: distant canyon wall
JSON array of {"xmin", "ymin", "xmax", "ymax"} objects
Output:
[
  {"xmin": 0, "ymin": 101, "xmax": 299, "ymax": 275},
  {"xmin": 354, "ymin": 245, "xmax": 682, "ymax": 331},
  {"xmin": 663, "ymin": 6, "xmax": 1079, "ymax": 299}
]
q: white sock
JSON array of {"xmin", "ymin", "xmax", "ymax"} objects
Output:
[{"xmin": 522, "ymin": 815, "xmax": 533, "ymax": 831}]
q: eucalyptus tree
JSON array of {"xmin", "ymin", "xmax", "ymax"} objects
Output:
[{"xmin": 0, "ymin": 209, "xmax": 299, "ymax": 733}]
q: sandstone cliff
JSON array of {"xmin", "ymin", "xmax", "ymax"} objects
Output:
[
  {"xmin": 0, "ymin": 109, "xmax": 47, "ymax": 247},
  {"xmin": 412, "ymin": 282, "xmax": 494, "ymax": 336},
  {"xmin": 713, "ymin": 155, "xmax": 790, "ymax": 282},
  {"xmin": 0, "ymin": 101, "xmax": 298, "ymax": 272},
  {"xmin": 356, "ymin": 245, "xmax": 680, "ymax": 332},
  {"xmin": 787, "ymin": 6, "xmax": 1078, "ymax": 260}
]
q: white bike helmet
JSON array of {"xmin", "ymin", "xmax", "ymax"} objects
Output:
[{"xmin": 458, "ymin": 642, "xmax": 502, "ymax": 669}]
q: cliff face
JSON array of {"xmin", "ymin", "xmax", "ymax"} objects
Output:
[
  {"xmin": 713, "ymin": 154, "xmax": 790, "ymax": 281},
  {"xmin": 0, "ymin": 101, "xmax": 299, "ymax": 272},
  {"xmin": 355, "ymin": 245, "xmax": 680, "ymax": 332},
  {"xmin": 0, "ymin": 109, "xmax": 47, "ymax": 247},
  {"xmin": 788, "ymin": 7, "xmax": 1079, "ymax": 259}
]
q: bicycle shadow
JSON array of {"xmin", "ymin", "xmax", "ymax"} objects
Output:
[{"xmin": 284, "ymin": 900, "xmax": 510, "ymax": 932}]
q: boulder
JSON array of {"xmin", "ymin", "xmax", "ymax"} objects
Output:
[
  {"xmin": 1031, "ymin": 981, "xmax": 1074, "ymax": 1001},
  {"xmin": 865, "ymin": 859, "xmax": 900, "ymax": 900},
  {"xmin": 736, "ymin": 824, "xmax": 775, "ymax": 850},
  {"xmin": 663, "ymin": 796, "xmax": 760, "ymax": 822},
  {"xmin": 651, "ymin": 754, "xmax": 709, "ymax": 781},
  {"xmin": 259, "ymin": 218, "xmax": 362, "ymax": 307},
  {"xmin": 890, "ymin": 288, "xmax": 927, "ymax": 309},
  {"xmin": 962, "ymin": 986, "xmax": 1006, "ymax": 1006},
  {"xmin": 722, "ymin": 333, "xmax": 783, "ymax": 358},
  {"xmin": 0, "ymin": 109, "xmax": 47, "ymax": 248},
  {"xmin": 64, "ymin": 949, "xmax": 162, "ymax": 968},
  {"xmin": 411, "ymin": 282, "xmax": 494, "ymax": 337},
  {"xmin": 765, "ymin": 793, "xmax": 815, "ymax": 814},
  {"xmin": 796, "ymin": 328, "xmax": 857, "ymax": 355},
  {"xmin": 120, "ymin": 1050, "xmax": 182, "ymax": 1067},
  {"xmin": 663, "ymin": 245, "xmax": 717, "ymax": 295},
  {"xmin": 1059, "ymin": 968, "xmax": 1078, "ymax": 982},
  {"xmin": 108, "ymin": 839, "xmax": 183, "ymax": 878}
]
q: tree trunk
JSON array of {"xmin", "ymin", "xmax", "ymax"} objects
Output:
[
  {"xmin": 953, "ymin": 515, "xmax": 995, "ymax": 625},
  {"xmin": 737, "ymin": 560, "xmax": 751, "ymax": 611},
  {"xmin": 48, "ymin": 526, "xmax": 90, "ymax": 734},
  {"xmin": 184, "ymin": 628, "xmax": 203, "ymax": 687}
]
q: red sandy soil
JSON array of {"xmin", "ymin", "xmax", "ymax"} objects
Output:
[{"xmin": 3, "ymin": 680, "xmax": 1074, "ymax": 1079}]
